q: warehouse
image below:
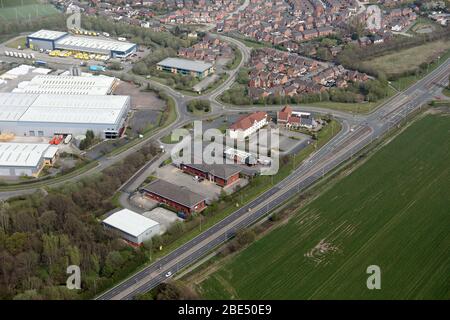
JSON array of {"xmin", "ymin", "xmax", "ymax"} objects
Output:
[
  {"xmin": 102, "ymin": 209, "xmax": 161, "ymax": 245},
  {"xmin": 12, "ymin": 75, "xmax": 119, "ymax": 95},
  {"xmin": 0, "ymin": 93, "xmax": 130, "ymax": 139},
  {"xmin": 26, "ymin": 30, "xmax": 69, "ymax": 51},
  {"xmin": 180, "ymin": 163, "xmax": 241, "ymax": 187},
  {"xmin": 157, "ymin": 57, "xmax": 215, "ymax": 78},
  {"xmin": 55, "ymin": 35, "xmax": 137, "ymax": 58},
  {"xmin": 0, "ymin": 142, "xmax": 58, "ymax": 177},
  {"xmin": 141, "ymin": 179, "xmax": 207, "ymax": 217},
  {"xmin": 26, "ymin": 30, "xmax": 137, "ymax": 58}
]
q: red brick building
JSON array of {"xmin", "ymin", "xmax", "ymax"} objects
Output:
[
  {"xmin": 141, "ymin": 179, "xmax": 207, "ymax": 216},
  {"xmin": 180, "ymin": 163, "xmax": 241, "ymax": 187}
]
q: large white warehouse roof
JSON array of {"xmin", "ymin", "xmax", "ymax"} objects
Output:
[
  {"xmin": 103, "ymin": 209, "xmax": 160, "ymax": 238},
  {"xmin": 0, "ymin": 143, "xmax": 54, "ymax": 167},
  {"xmin": 12, "ymin": 75, "xmax": 117, "ymax": 95},
  {"xmin": 56, "ymin": 35, "xmax": 136, "ymax": 54},
  {"xmin": 0, "ymin": 93, "xmax": 129, "ymax": 125},
  {"xmin": 28, "ymin": 29, "xmax": 68, "ymax": 40}
]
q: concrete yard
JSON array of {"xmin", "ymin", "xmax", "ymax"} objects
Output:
[
  {"xmin": 154, "ymin": 164, "xmax": 248, "ymax": 202},
  {"xmin": 142, "ymin": 207, "xmax": 183, "ymax": 234},
  {"xmin": 154, "ymin": 164, "xmax": 222, "ymax": 202}
]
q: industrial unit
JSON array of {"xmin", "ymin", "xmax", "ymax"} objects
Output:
[
  {"xmin": 141, "ymin": 179, "xmax": 207, "ymax": 217},
  {"xmin": 0, "ymin": 93, "xmax": 130, "ymax": 139},
  {"xmin": 12, "ymin": 75, "xmax": 119, "ymax": 95},
  {"xmin": 26, "ymin": 30, "xmax": 137, "ymax": 58},
  {"xmin": 156, "ymin": 57, "xmax": 215, "ymax": 78},
  {"xmin": 0, "ymin": 142, "xmax": 58, "ymax": 177},
  {"xmin": 180, "ymin": 163, "xmax": 241, "ymax": 187},
  {"xmin": 102, "ymin": 209, "xmax": 161, "ymax": 245}
]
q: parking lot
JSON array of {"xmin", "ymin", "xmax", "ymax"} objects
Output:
[
  {"xmin": 155, "ymin": 164, "xmax": 222, "ymax": 202},
  {"xmin": 142, "ymin": 207, "xmax": 183, "ymax": 234}
]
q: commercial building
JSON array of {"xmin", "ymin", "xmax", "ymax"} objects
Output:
[
  {"xmin": 26, "ymin": 30, "xmax": 137, "ymax": 58},
  {"xmin": 0, "ymin": 93, "xmax": 130, "ymax": 139},
  {"xmin": 277, "ymin": 106, "xmax": 316, "ymax": 129},
  {"xmin": 0, "ymin": 142, "xmax": 58, "ymax": 177},
  {"xmin": 26, "ymin": 30, "xmax": 68, "ymax": 51},
  {"xmin": 141, "ymin": 179, "xmax": 207, "ymax": 216},
  {"xmin": 102, "ymin": 209, "xmax": 161, "ymax": 245},
  {"xmin": 12, "ymin": 75, "xmax": 119, "ymax": 95},
  {"xmin": 228, "ymin": 111, "xmax": 268, "ymax": 139},
  {"xmin": 224, "ymin": 147, "xmax": 257, "ymax": 165},
  {"xmin": 180, "ymin": 163, "xmax": 241, "ymax": 187},
  {"xmin": 156, "ymin": 57, "xmax": 214, "ymax": 78}
]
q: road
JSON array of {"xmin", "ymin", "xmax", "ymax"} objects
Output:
[
  {"xmin": 0, "ymin": 32, "xmax": 250, "ymax": 199},
  {"xmin": 1, "ymin": 31, "xmax": 449, "ymax": 299},
  {"xmin": 95, "ymin": 57, "xmax": 450, "ymax": 300}
]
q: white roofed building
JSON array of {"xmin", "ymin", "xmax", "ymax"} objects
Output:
[
  {"xmin": 157, "ymin": 57, "xmax": 215, "ymax": 78},
  {"xmin": 26, "ymin": 30, "xmax": 137, "ymax": 58},
  {"xmin": 12, "ymin": 75, "xmax": 119, "ymax": 95},
  {"xmin": 0, "ymin": 93, "xmax": 131, "ymax": 139},
  {"xmin": 102, "ymin": 209, "xmax": 161, "ymax": 245},
  {"xmin": 0, "ymin": 143, "xmax": 59, "ymax": 177}
]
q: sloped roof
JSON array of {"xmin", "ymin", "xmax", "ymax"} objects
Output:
[
  {"xmin": 278, "ymin": 106, "xmax": 293, "ymax": 121},
  {"xmin": 103, "ymin": 209, "xmax": 159, "ymax": 238},
  {"xmin": 142, "ymin": 179, "xmax": 206, "ymax": 208},
  {"xmin": 182, "ymin": 163, "xmax": 241, "ymax": 180},
  {"xmin": 229, "ymin": 111, "xmax": 267, "ymax": 131}
]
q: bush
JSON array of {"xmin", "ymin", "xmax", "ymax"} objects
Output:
[{"xmin": 187, "ymin": 100, "xmax": 210, "ymax": 113}]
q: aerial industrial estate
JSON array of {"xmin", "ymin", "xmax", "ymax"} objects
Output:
[{"xmin": 0, "ymin": 0, "xmax": 448, "ymax": 306}]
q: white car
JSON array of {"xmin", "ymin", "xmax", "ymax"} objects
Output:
[{"xmin": 165, "ymin": 271, "xmax": 172, "ymax": 278}]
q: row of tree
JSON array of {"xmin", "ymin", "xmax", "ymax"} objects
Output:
[{"xmin": 220, "ymin": 67, "xmax": 389, "ymax": 106}]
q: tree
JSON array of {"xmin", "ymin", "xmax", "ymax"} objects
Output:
[{"xmin": 153, "ymin": 281, "xmax": 199, "ymax": 300}]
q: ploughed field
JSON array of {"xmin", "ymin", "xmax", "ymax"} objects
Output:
[{"xmin": 197, "ymin": 114, "xmax": 450, "ymax": 299}]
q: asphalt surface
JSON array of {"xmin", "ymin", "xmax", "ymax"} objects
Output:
[{"xmin": 96, "ymin": 58, "xmax": 450, "ymax": 300}]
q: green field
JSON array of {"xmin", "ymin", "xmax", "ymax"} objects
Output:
[
  {"xmin": 361, "ymin": 40, "xmax": 450, "ymax": 79},
  {"xmin": 0, "ymin": 1, "xmax": 58, "ymax": 22},
  {"xmin": 197, "ymin": 113, "xmax": 450, "ymax": 299}
]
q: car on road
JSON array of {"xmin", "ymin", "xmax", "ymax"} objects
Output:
[{"xmin": 165, "ymin": 271, "xmax": 172, "ymax": 278}]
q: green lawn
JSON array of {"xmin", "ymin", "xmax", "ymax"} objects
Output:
[
  {"xmin": 307, "ymin": 87, "xmax": 397, "ymax": 114},
  {"xmin": 198, "ymin": 114, "xmax": 450, "ymax": 300},
  {"xmin": 0, "ymin": 3, "xmax": 59, "ymax": 22},
  {"xmin": 5, "ymin": 36, "xmax": 26, "ymax": 49}
]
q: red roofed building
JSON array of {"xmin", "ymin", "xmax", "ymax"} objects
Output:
[
  {"xmin": 277, "ymin": 106, "xmax": 315, "ymax": 130},
  {"xmin": 277, "ymin": 106, "xmax": 293, "ymax": 125},
  {"xmin": 228, "ymin": 111, "xmax": 268, "ymax": 139}
]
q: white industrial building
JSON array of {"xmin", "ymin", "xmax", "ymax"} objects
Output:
[
  {"xmin": 12, "ymin": 75, "xmax": 119, "ymax": 95},
  {"xmin": 26, "ymin": 30, "xmax": 137, "ymax": 58},
  {"xmin": 102, "ymin": 209, "xmax": 161, "ymax": 245},
  {"xmin": 0, "ymin": 142, "xmax": 58, "ymax": 177},
  {"xmin": 0, "ymin": 93, "xmax": 130, "ymax": 139}
]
